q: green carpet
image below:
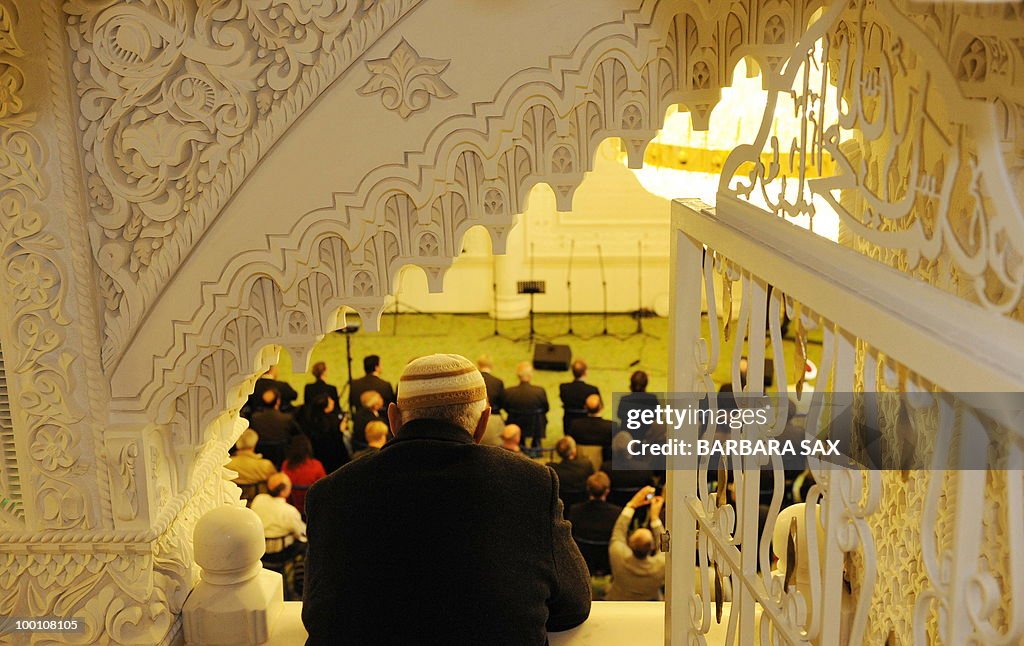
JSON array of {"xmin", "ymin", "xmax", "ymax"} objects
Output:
[{"xmin": 272, "ymin": 313, "xmax": 821, "ymax": 447}]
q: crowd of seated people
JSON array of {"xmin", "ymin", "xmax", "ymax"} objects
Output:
[
  {"xmin": 233, "ymin": 351, "xmax": 822, "ymax": 613},
  {"xmin": 232, "ymin": 357, "xmax": 392, "ymax": 517},
  {"xmin": 292, "ymin": 352, "xmax": 687, "ymax": 644}
]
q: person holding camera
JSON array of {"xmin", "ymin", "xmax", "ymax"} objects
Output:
[{"xmin": 607, "ymin": 485, "xmax": 666, "ymax": 601}]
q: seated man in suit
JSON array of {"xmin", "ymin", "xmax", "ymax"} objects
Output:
[
  {"xmin": 559, "ymin": 360, "xmax": 600, "ymax": 435},
  {"xmin": 351, "ymin": 390, "xmax": 388, "ymax": 452},
  {"xmin": 615, "ymin": 370, "xmax": 660, "ymax": 441},
  {"xmin": 600, "ymin": 431, "xmax": 656, "ymax": 506},
  {"xmin": 477, "ymin": 354, "xmax": 505, "ymax": 414},
  {"xmin": 549, "ymin": 437, "xmax": 594, "ymax": 502},
  {"xmin": 227, "ymin": 429, "xmax": 278, "ymax": 502},
  {"xmin": 569, "ymin": 394, "xmax": 614, "ymax": 460},
  {"xmin": 250, "ymin": 388, "xmax": 302, "ymax": 469},
  {"xmin": 348, "ymin": 354, "xmax": 396, "ymax": 411},
  {"xmin": 303, "ymin": 354, "xmax": 590, "ymax": 645},
  {"xmin": 351, "ymin": 420, "xmax": 388, "ymax": 461},
  {"xmin": 246, "ymin": 365, "xmax": 299, "ymax": 416},
  {"xmin": 503, "ymin": 362, "xmax": 549, "ymax": 448},
  {"xmin": 567, "ymin": 471, "xmax": 621, "ymax": 576},
  {"xmin": 500, "ymin": 424, "xmax": 525, "ymax": 454}
]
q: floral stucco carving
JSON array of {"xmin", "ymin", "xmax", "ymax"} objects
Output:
[
  {"xmin": 358, "ymin": 38, "xmax": 455, "ymax": 118},
  {"xmin": 63, "ymin": 0, "xmax": 424, "ymax": 369},
  {"xmin": 0, "ymin": 0, "xmax": 96, "ymax": 531}
]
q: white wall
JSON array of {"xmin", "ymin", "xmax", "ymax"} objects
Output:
[{"xmin": 394, "ymin": 140, "xmax": 676, "ymax": 316}]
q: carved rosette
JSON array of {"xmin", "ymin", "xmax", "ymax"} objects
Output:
[{"xmin": 358, "ymin": 38, "xmax": 455, "ymax": 118}]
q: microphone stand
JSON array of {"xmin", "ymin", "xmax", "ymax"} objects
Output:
[
  {"xmin": 341, "ymin": 327, "xmax": 356, "ymax": 416},
  {"xmin": 511, "ymin": 244, "xmax": 549, "ymax": 347},
  {"xmin": 636, "ymin": 239, "xmax": 644, "ymax": 335},
  {"xmin": 622, "ymin": 239, "xmax": 658, "ymax": 340},
  {"xmin": 597, "ymin": 243, "xmax": 610, "ymax": 337},
  {"xmin": 384, "ymin": 270, "xmax": 435, "ymax": 335},
  {"xmin": 481, "ymin": 255, "xmax": 507, "ymax": 341},
  {"xmin": 566, "ymin": 239, "xmax": 575, "ymax": 336},
  {"xmin": 492, "ymin": 255, "xmax": 499, "ymax": 337}
]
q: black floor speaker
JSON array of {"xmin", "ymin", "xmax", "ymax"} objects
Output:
[{"xmin": 533, "ymin": 343, "xmax": 572, "ymax": 371}]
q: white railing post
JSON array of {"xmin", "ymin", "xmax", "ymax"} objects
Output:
[
  {"xmin": 182, "ymin": 505, "xmax": 284, "ymax": 645},
  {"xmin": 665, "ymin": 199, "xmax": 712, "ymax": 645}
]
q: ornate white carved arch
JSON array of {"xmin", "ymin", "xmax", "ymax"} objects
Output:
[{"xmin": 110, "ymin": 0, "xmax": 825, "ymax": 493}]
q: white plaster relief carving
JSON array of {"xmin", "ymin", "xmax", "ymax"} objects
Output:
[
  {"xmin": 719, "ymin": 0, "xmax": 1024, "ymax": 317},
  {"xmin": 0, "ymin": 450, "xmax": 239, "ymax": 645},
  {"xmin": 0, "ymin": 3, "xmax": 215, "ymax": 642},
  {"xmin": 64, "ymin": 0, "xmax": 425, "ymax": 370},
  {"xmin": 0, "ymin": 0, "xmax": 100, "ymax": 532}
]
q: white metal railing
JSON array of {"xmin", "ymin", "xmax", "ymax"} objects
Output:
[{"xmin": 665, "ymin": 197, "xmax": 1024, "ymax": 646}]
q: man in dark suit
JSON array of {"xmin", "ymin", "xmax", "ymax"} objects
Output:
[
  {"xmin": 568, "ymin": 471, "xmax": 622, "ymax": 576},
  {"xmin": 559, "ymin": 359, "xmax": 599, "ymax": 435},
  {"xmin": 304, "ymin": 361, "xmax": 339, "ymax": 409},
  {"xmin": 616, "ymin": 370, "xmax": 660, "ymax": 441},
  {"xmin": 569, "ymin": 471, "xmax": 621, "ymax": 539},
  {"xmin": 348, "ymin": 354, "xmax": 396, "ymax": 412},
  {"xmin": 549, "ymin": 437, "xmax": 594, "ymax": 499},
  {"xmin": 246, "ymin": 365, "xmax": 299, "ymax": 416},
  {"xmin": 249, "ymin": 388, "xmax": 301, "ymax": 469},
  {"xmin": 303, "ymin": 354, "xmax": 590, "ymax": 645},
  {"xmin": 503, "ymin": 361, "xmax": 549, "ymax": 448},
  {"xmin": 569, "ymin": 394, "xmax": 614, "ymax": 460},
  {"xmin": 477, "ymin": 354, "xmax": 504, "ymax": 414},
  {"xmin": 601, "ymin": 431, "xmax": 655, "ymax": 507}
]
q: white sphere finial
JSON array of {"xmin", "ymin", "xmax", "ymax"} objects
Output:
[{"xmin": 194, "ymin": 505, "xmax": 265, "ymax": 585}]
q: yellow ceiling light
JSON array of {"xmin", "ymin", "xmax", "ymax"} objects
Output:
[{"xmin": 627, "ymin": 58, "xmax": 841, "ymax": 242}]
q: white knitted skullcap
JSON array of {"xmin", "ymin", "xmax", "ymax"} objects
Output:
[{"xmin": 397, "ymin": 354, "xmax": 487, "ymax": 410}]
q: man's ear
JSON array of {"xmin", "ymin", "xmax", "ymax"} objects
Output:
[
  {"xmin": 472, "ymin": 406, "xmax": 491, "ymax": 444},
  {"xmin": 387, "ymin": 403, "xmax": 402, "ymax": 435}
]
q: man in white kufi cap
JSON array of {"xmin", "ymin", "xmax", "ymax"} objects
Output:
[{"xmin": 302, "ymin": 353, "xmax": 591, "ymax": 645}]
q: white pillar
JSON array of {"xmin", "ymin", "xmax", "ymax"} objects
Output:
[{"xmin": 492, "ymin": 215, "xmax": 530, "ymax": 320}]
